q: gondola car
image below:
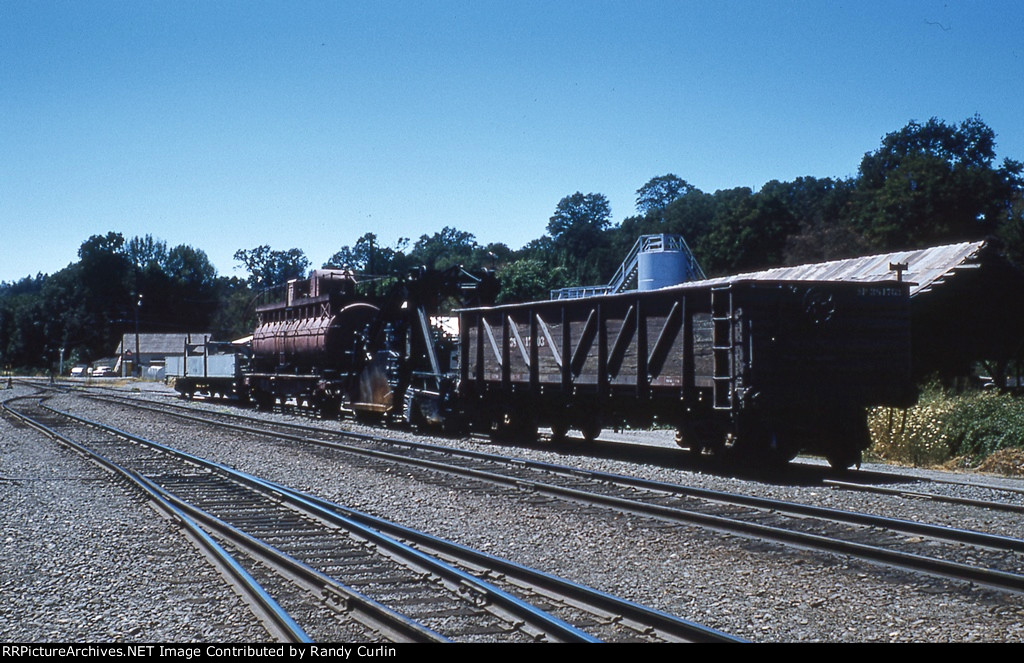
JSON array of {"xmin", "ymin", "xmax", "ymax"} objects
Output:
[{"xmin": 457, "ymin": 279, "xmax": 915, "ymax": 468}]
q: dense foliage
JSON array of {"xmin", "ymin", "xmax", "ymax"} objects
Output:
[
  {"xmin": 0, "ymin": 232, "xmax": 244, "ymax": 369},
  {"xmin": 868, "ymin": 385, "xmax": 1024, "ymax": 467},
  {"xmin": 3, "ymin": 116, "xmax": 1023, "ymax": 375}
]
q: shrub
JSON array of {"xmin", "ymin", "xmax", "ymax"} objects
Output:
[
  {"xmin": 867, "ymin": 385, "xmax": 1024, "ymax": 466},
  {"xmin": 942, "ymin": 391, "xmax": 1024, "ymax": 460}
]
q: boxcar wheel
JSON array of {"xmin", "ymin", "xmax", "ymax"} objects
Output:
[
  {"xmin": 730, "ymin": 423, "xmax": 798, "ymax": 467},
  {"xmin": 491, "ymin": 410, "xmax": 538, "ymax": 443},
  {"xmin": 826, "ymin": 449, "xmax": 862, "ymax": 470},
  {"xmin": 317, "ymin": 396, "xmax": 341, "ymax": 420},
  {"xmin": 677, "ymin": 421, "xmax": 727, "ymax": 456},
  {"xmin": 579, "ymin": 420, "xmax": 602, "ymax": 443},
  {"xmin": 826, "ymin": 409, "xmax": 869, "ymax": 470},
  {"xmin": 549, "ymin": 420, "xmax": 570, "ymax": 443}
]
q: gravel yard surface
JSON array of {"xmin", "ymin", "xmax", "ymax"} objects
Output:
[
  {"xmin": 7, "ymin": 381, "xmax": 1024, "ymax": 642},
  {"xmin": 0, "ymin": 384, "xmax": 268, "ymax": 643}
]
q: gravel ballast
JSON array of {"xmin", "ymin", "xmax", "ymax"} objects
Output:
[
  {"xmin": 0, "ymin": 385, "xmax": 268, "ymax": 642},
  {"xmin": 8, "ymin": 381, "xmax": 1024, "ymax": 642}
]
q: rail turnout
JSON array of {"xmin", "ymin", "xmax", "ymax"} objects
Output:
[{"xmin": 3, "ymin": 391, "xmax": 739, "ymax": 643}]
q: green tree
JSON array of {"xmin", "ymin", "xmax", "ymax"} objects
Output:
[
  {"xmin": 474, "ymin": 242, "xmax": 512, "ymax": 271},
  {"xmin": 496, "ymin": 258, "xmax": 569, "ymax": 304},
  {"xmin": 208, "ymin": 276, "xmax": 256, "ymax": 340},
  {"xmin": 0, "ymin": 274, "xmax": 48, "ymax": 368},
  {"xmin": 764, "ymin": 176, "xmax": 867, "ymax": 265},
  {"xmin": 165, "ymin": 245, "xmax": 217, "ymax": 291},
  {"xmin": 126, "ymin": 234, "xmax": 169, "ymax": 271},
  {"xmin": 234, "ymin": 245, "xmax": 310, "ymax": 289},
  {"xmin": 548, "ymin": 192, "xmax": 612, "ymax": 239},
  {"xmin": 695, "ymin": 187, "xmax": 800, "ymax": 275},
  {"xmin": 852, "ymin": 116, "xmax": 1023, "ymax": 249},
  {"xmin": 998, "ymin": 191, "xmax": 1024, "ymax": 269},
  {"xmin": 635, "ymin": 174, "xmax": 696, "ymax": 215},
  {"xmin": 76, "ymin": 232, "xmax": 134, "ymax": 360},
  {"xmin": 517, "ymin": 236, "xmax": 558, "ymax": 263},
  {"xmin": 325, "ymin": 233, "xmax": 410, "ymax": 274},
  {"xmin": 547, "ymin": 192, "xmax": 614, "ymax": 285},
  {"xmin": 149, "ymin": 245, "xmax": 220, "ymax": 332},
  {"xmin": 408, "ymin": 227, "xmax": 479, "ymax": 270},
  {"xmin": 657, "ymin": 187, "xmax": 717, "ymax": 249}
]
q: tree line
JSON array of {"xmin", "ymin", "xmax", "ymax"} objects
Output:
[{"xmin": 2, "ymin": 116, "xmax": 1022, "ymax": 371}]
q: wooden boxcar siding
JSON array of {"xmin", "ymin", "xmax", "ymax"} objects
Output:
[
  {"xmin": 459, "ymin": 280, "xmax": 912, "ymax": 410},
  {"xmin": 459, "ymin": 286, "xmax": 713, "ymax": 400}
]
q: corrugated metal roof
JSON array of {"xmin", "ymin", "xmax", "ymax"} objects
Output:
[
  {"xmin": 695, "ymin": 240, "xmax": 986, "ymax": 297},
  {"xmin": 115, "ymin": 332, "xmax": 214, "ymax": 355}
]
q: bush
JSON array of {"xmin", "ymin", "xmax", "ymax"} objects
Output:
[
  {"xmin": 942, "ymin": 391, "xmax": 1024, "ymax": 460},
  {"xmin": 868, "ymin": 385, "xmax": 1024, "ymax": 466}
]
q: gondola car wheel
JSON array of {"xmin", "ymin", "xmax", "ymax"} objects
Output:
[{"xmin": 580, "ymin": 420, "xmax": 602, "ymax": 443}]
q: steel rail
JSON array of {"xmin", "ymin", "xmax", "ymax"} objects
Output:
[
  {"xmin": 87, "ymin": 395, "xmax": 1024, "ymax": 595},
  {"xmin": 77, "ymin": 395, "xmax": 739, "ymax": 641},
  {"xmin": 844, "ymin": 466, "xmax": 1024, "ymax": 498},
  {"xmin": 246, "ymin": 474, "xmax": 743, "ymax": 643},
  {"xmin": 34, "ymin": 401, "xmax": 603, "ymax": 644},
  {"xmin": 824, "ymin": 478, "xmax": 1024, "ymax": 514},
  {"xmin": 1, "ymin": 395, "xmax": 311, "ymax": 643},
  {"xmin": 89, "ymin": 394, "xmax": 1024, "ymax": 552},
  {"xmin": 313, "ymin": 441, "xmax": 1024, "ymax": 593},
  {"xmin": 158, "ymin": 490, "xmax": 449, "ymax": 643},
  {"xmin": 106, "ymin": 396, "xmax": 1024, "ymax": 554}
]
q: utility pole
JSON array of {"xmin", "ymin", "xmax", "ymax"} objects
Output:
[{"xmin": 134, "ymin": 294, "xmax": 143, "ymax": 378}]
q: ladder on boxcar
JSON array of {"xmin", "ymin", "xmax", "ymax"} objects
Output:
[{"xmin": 711, "ymin": 286, "xmax": 737, "ymax": 410}]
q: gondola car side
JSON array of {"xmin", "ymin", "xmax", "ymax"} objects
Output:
[{"xmin": 458, "ymin": 279, "xmax": 915, "ymax": 468}]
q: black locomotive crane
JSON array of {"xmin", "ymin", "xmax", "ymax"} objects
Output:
[
  {"xmin": 244, "ymin": 266, "xmax": 499, "ymax": 426},
  {"xmin": 347, "ymin": 265, "xmax": 498, "ymax": 429}
]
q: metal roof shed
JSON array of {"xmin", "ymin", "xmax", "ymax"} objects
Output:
[{"xmin": 695, "ymin": 241, "xmax": 1024, "ymax": 387}]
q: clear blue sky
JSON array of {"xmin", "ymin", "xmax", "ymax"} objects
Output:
[{"xmin": 2, "ymin": 0, "xmax": 1022, "ymax": 283}]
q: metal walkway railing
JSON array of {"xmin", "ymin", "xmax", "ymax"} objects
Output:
[{"xmin": 550, "ymin": 234, "xmax": 706, "ymax": 300}]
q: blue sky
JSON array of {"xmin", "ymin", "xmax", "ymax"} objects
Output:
[{"xmin": 2, "ymin": 1, "xmax": 1022, "ymax": 283}]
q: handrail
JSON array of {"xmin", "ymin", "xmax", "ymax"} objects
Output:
[{"xmin": 551, "ymin": 234, "xmax": 706, "ymax": 300}]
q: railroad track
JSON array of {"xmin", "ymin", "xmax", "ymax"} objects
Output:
[
  {"xmin": 86, "ymin": 392, "xmax": 1024, "ymax": 597},
  {"xmin": 822, "ymin": 466, "xmax": 1024, "ymax": 512},
  {"xmin": 2, "ymin": 393, "xmax": 738, "ymax": 643},
  {"xmin": 823, "ymin": 477, "xmax": 1024, "ymax": 514}
]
